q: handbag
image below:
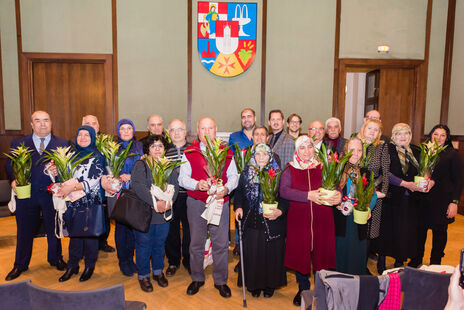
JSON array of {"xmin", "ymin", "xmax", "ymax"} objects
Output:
[
  {"xmin": 110, "ymin": 188, "xmax": 152, "ymax": 233},
  {"xmin": 64, "ymin": 200, "xmax": 106, "ymax": 237}
]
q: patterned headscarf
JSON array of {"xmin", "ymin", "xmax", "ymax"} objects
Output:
[
  {"xmin": 243, "ymin": 143, "xmax": 280, "ymax": 211},
  {"xmin": 391, "ymin": 123, "xmax": 414, "ymax": 174},
  {"xmin": 290, "ymin": 135, "xmax": 319, "ymax": 170},
  {"xmin": 340, "ymin": 137, "xmax": 363, "ymax": 189}
]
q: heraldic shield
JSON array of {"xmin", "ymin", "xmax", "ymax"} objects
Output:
[{"xmin": 198, "ymin": 2, "xmax": 257, "ymax": 77}]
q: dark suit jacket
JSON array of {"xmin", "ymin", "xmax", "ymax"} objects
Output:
[
  {"xmin": 323, "ymin": 136, "xmax": 346, "ymax": 155},
  {"xmin": 5, "ymin": 134, "xmax": 70, "ymax": 192},
  {"xmin": 270, "ymin": 131, "xmax": 295, "ymax": 169}
]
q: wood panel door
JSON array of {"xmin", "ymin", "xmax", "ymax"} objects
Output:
[
  {"xmin": 20, "ymin": 53, "xmax": 115, "ymax": 141},
  {"xmin": 378, "ymin": 68, "xmax": 415, "ymax": 139}
]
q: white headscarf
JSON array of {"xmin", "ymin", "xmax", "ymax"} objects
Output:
[{"xmin": 290, "ymin": 135, "xmax": 319, "ymax": 170}]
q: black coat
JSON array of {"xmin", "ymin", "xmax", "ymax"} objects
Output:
[{"xmin": 421, "ymin": 147, "xmax": 463, "ymax": 225}]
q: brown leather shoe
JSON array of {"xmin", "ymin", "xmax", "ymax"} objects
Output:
[
  {"xmin": 166, "ymin": 265, "xmax": 178, "ymax": 277},
  {"xmin": 139, "ymin": 277, "xmax": 153, "ymax": 292},
  {"xmin": 153, "ymin": 272, "xmax": 168, "ymax": 287}
]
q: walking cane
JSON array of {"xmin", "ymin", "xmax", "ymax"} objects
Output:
[{"xmin": 238, "ymin": 218, "xmax": 247, "ymax": 308}]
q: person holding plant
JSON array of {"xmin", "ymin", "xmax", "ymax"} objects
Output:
[
  {"xmin": 280, "ymin": 135, "xmax": 342, "ymax": 307},
  {"xmin": 409, "ymin": 124, "xmax": 463, "ymax": 267},
  {"xmin": 4, "ymin": 110, "xmax": 69, "ymax": 281},
  {"xmin": 57, "ymin": 126, "xmax": 106, "ymax": 282},
  {"xmin": 377, "ymin": 123, "xmax": 422, "ymax": 270},
  {"xmin": 334, "ymin": 137, "xmax": 378, "ymax": 275},
  {"xmin": 102, "ymin": 118, "xmax": 143, "ymax": 277},
  {"xmin": 234, "ymin": 144, "xmax": 288, "ymax": 298},
  {"xmin": 356, "ymin": 118, "xmax": 389, "ymax": 273},
  {"xmin": 130, "ymin": 134, "xmax": 179, "ymax": 292}
]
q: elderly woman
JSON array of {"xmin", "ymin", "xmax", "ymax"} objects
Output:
[
  {"xmin": 377, "ymin": 123, "xmax": 421, "ymax": 270},
  {"xmin": 234, "ymin": 144, "xmax": 288, "ymax": 298},
  {"xmin": 409, "ymin": 125, "xmax": 463, "ymax": 267},
  {"xmin": 131, "ymin": 135, "xmax": 179, "ymax": 292},
  {"xmin": 58, "ymin": 126, "xmax": 105, "ymax": 282},
  {"xmin": 334, "ymin": 137, "xmax": 377, "ymax": 275},
  {"xmin": 280, "ymin": 135, "xmax": 341, "ymax": 307},
  {"xmin": 357, "ymin": 119, "xmax": 389, "ymax": 273},
  {"xmin": 103, "ymin": 119, "xmax": 143, "ymax": 276}
]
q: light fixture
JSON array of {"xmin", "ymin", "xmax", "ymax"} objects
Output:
[{"xmin": 377, "ymin": 45, "xmax": 390, "ymax": 53}]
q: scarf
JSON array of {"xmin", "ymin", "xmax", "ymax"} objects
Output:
[
  {"xmin": 75, "ymin": 126, "xmax": 97, "ymax": 158},
  {"xmin": 290, "ymin": 135, "xmax": 319, "ymax": 170},
  {"xmin": 340, "ymin": 161, "xmax": 361, "ymax": 189},
  {"xmin": 117, "ymin": 118, "xmax": 136, "ymax": 149}
]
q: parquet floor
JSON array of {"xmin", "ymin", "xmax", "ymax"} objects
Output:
[{"xmin": 0, "ymin": 214, "xmax": 462, "ymax": 309}]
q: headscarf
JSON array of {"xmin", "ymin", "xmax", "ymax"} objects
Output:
[
  {"xmin": 243, "ymin": 144, "xmax": 280, "ymax": 211},
  {"xmin": 117, "ymin": 118, "xmax": 135, "ymax": 149},
  {"xmin": 75, "ymin": 126, "xmax": 97, "ymax": 158},
  {"xmin": 340, "ymin": 137, "xmax": 362, "ymax": 189},
  {"xmin": 290, "ymin": 135, "xmax": 319, "ymax": 170},
  {"xmin": 391, "ymin": 123, "xmax": 414, "ymax": 174}
]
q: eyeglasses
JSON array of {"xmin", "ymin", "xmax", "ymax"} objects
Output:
[
  {"xmin": 169, "ymin": 128, "xmax": 185, "ymax": 133},
  {"xmin": 366, "ymin": 116, "xmax": 380, "ymax": 121},
  {"xmin": 151, "ymin": 144, "xmax": 164, "ymax": 149},
  {"xmin": 309, "ymin": 127, "xmax": 324, "ymax": 131},
  {"xmin": 289, "ymin": 120, "xmax": 301, "ymax": 124}
]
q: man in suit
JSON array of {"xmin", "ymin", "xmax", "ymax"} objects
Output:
[
  {"xmin": 268, "ymin": 110, "xmax": 295, "ymax": 168},
  {"xmin": 323, "ymin": 117, "xmax": 346, "ymax": 155},
  {"xmin": 5, "ymin": 110, "xmax": 69, "ymax": 281},
  {"xmin": 179, "ymin": 117, "xmax": 238, "ymax": 298}
]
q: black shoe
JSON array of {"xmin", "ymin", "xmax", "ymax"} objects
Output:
[
  {"xmin": 166, "ymin": 265, "xmax": 178, "ymax": 277},
  {"xmin": 214, "ymin": 284, "xmax": 231, "ymax": 298},
  {"xmin": 263, "ymin": 288, "xmax": 274, "ymax": 298},
  {"xmin": 249, "ymin": 289, "xmax": 260, "ymax": 298},
  {"xmin": 365, "ymin": 268, "xmax": 374, "ymax": 275},
  {"xmin": 408, "ymin": 258, "xmax": 422, "ymax": 268},
  {"xmin": 139, "ymin": 277, "xmax": 153, "ymax": 292},
  {"xmin": 79, "ymin": 267, "xmax": 94, "ymax": 282},
  {"xmin": 293, "ymin": 290, "xmax": 302, "ymax": 307},
  {"xmin": 59, "ymin": 267, "xmax": 79, "ymax": 282},
  {"xmin": 51, "ymin": 258, "xmax": 67, "ymax": 271},
  {"xmin": 377, "ymin": 255, "xmax": 386, "ymax": 274},
  {"xmin": 5, "ymin": 267, "xmax": 27, "ymax": 281},
  {"xmin": 186, "ymin": 281, "xmax": 204, "ymax": 295},
  {"xmin": 234, "ymin": 261, "xmax": 240, "ymax": 273},
  {"xmin": 153, "ymin": 273, "xmax": 168, "ymax": 288},
  {"xmin": 99, "ymin": 244, "xmax": 115, "ymax": 253},
  {"xmin": 233, "ymin": 244, "xmax": 240, "ymax": 256},
  {"xmin": 119, "ymin": 262, "xmax": 134, "ymax": 277}
]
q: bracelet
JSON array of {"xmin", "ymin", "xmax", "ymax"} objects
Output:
[{"xmin": 74, "ymin": 184, "xmax": 78, "ymax": 191}]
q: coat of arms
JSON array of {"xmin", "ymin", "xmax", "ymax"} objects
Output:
[{"xmin": 198, "ymin": 2, "xmax": 257, "ymax": 77}]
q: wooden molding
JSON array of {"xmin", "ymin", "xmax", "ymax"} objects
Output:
[
  {"xmin": 332, "ymin": 0, "xmax": 341, "ymax": 116},
  {"xmin": 440, "ymin": 0, "xmax": 456, "ymax": 125},
  {"xmin": 187, "ymin": 0, "xmax": 193, "ymax": 135},
  {"xmin": 0, "ymin": 28, "xmax": 5, "ymax": 134},
  {"xmin": 112, "ymin": 0, "xmax": 118, "ymax": 134},
  {"xmin": 260, "ymin": 0, "xmax": 267, "ymax": 126},
  {"xmin": 15, "ymin": 0, "xmax": 26, "ymax": 134}
]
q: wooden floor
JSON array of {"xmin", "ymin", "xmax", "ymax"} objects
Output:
[{"xmin": 0, "ymin": 214, "xmax": 463, "ymax": 310}]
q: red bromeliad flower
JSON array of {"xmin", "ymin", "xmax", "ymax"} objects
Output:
[
  {"xmin": 334, "ymin": 153, "xmax": 339, "ymax": 163},
  {"xmin": 362, "ymin": 176, "xmax": 368, "ymax": 187},
  {"xmin": 267, "ymin": 168, "xmax": 276, "ymax": 179},
  {"xmin": 328, "ymin": 154, "xmax": 333, "ymax": 162}
]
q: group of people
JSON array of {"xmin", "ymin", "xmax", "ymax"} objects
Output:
[{"xmin": 4, "ymin": 108, "xmax": 462, "ymax": 307}]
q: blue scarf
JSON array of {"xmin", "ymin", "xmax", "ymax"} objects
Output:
[
  {"xmin": 75, "ymin": 126, "xmax": 97, "ymax": 158},
  {"xmin": 117, "ymin": 118, "xmax": 135, "ymax": 149}
]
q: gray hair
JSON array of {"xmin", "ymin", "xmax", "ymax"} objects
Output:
[{"xmin": 325, "ymin": 117, "xmax": 341, "ymax": 129}]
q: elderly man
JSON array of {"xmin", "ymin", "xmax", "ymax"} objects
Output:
[
  {"xmin": 179, "ymin": 117, "xmax": 238, "ymax": 298},
  {"xmin": 81, "ymin": 115, "xmax": 115, "ymax": 253},
  {"xmin": 361, "ymin": 109, "xmax": 390, "ymax": 142},
  {"xmin": 147, "ymin": 114, "xmax": 164, "ymax": 135},
  {"xmin": 229, "ymin": 108, "xmax": 256, "ymax": 153},
  {"xmin": 268, "ymin": 110, "xmax": 295, "ymax": 168},
  {"xmin": 308, "ymin": 120, "xmax": 325, "ymax": 151},
  {"xmin": 164, "ymin": 119, "xmax": 191, "ymax": 277},
  {"xmin": 5, "ymin": 111, "xmax": 69, "ymax": 281},
  {"xmin": 323, "ymin": 117, "xmax": 346, "ymax": 155}
]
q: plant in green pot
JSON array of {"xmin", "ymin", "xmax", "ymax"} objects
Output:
[
  {"xmin": 353, "ymin": 171, "xmax": 376, "ymax": 224},
  {"xmin": 258, "ymin": 168, "xmax": 281, "ymax": 215},
  {"xmin": 4, "ymin": 143, "xmax": 33, "ymax": 199},
  {"xmin": 317, "ymin": 143, "xmax": 352, "ymax": 205}
]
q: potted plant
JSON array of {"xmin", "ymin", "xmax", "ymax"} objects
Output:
[
  {"xmin": 233, "ymin": 143, "xmax": 253, "ymax": 175},
  {"xmin": 100, "ymin": 140, "xmax": 137, "ymax": 195},
  {"xmin": 4, "ymin": 143, "xmax": 33, "ymax": 199},
  {"xmin": 408, "ymin": 139, "xmax": 447, "ymax": 191},
  {"xmin": 353, "ymin": 172, "xmax": 376, "ymax": 224},
  {"xmin": 317, "ymin": 143, "xmax": 352, "ymax": 205},
  {"xmin": 258, "ymin": 168, "xmax": 281, "ymax": 215}
]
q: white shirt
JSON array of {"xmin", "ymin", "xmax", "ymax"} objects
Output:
[
  {"xmin": 178, "ymin": 142, "xmax": 238, "ymax": 192},
  {"xmin": 314, "ymin": 140, "xmax": 323, "ymax": 151},
  {"xmin": 32, "ymin": 133, "xmax": 51, "ymax": 152}
]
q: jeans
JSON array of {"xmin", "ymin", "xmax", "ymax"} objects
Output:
[{"xmin": 134, "ymin": 223, "xmax": 170, "ymax": 280}]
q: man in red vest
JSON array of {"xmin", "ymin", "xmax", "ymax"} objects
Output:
[{"xmin": 179, "ymin": 117, "xmax": 238, "ymax": 298}]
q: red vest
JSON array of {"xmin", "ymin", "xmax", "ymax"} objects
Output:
[{"xmin": 185, "ymin": 142, "xmax": 233, "ymax": 203}]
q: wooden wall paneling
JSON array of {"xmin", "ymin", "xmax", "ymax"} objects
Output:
[
  {"xmin": 112, "ymin": 0, "xmax": 118, "ymax": 134},
  {"xmin": 187, "ymin": 0, "xmax": 192, "ymax": 134},
  {"xmin": 0, "ymin": 29, "xmax": 5, "ymax": 134},
  {"xmin": 440, "ymin": 0, "xmax": 457, "ymax": 124},
  {"xmin": 450, "ymin": 135, "xmax": 464, "ymax": 215},
  {"xmin": 260, "ymin": 0, "xmax": 267, "ymax": 126},
  {"xmin": 332, "ymin": 0, "xmax": 341, "ymax": 117}
]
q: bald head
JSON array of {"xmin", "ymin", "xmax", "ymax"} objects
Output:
[
  {"xmin": 82, "ymin": 115, "xmax": 100, "ymax": 133},
  {"xmin": 365, "ymin": 110, "xmax": 381, "ymax": 122},
  {"xmin": 197, "ymin": 117, "xmax": 217, "ymax": 144},
  {"xmin": 147, "ymin": 114, "xmax": 164, "ymax": 135},
  {"xmin": 308, "ymin": 120, "xmax": 325, "ymax": 143},
  {"xmin": 168, "ymin": 119, "xmax": 187, "ymax": 146},
  {"xmin": 30, "ymin": 110, "xmax": 52, "ymax": 138}
]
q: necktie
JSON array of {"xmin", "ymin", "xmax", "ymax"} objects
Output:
[{"xmin": 39, "ymin": 138, "xmax": 45, "ymax": 155}]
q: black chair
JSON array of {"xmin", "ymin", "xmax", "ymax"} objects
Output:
[{"xmin": 0, "ymin": 180, "xmax": 13, "ymax": 217}]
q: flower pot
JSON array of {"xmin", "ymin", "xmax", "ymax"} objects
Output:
[
  {"xmin": 414, "ymin": 176, "xmax": 428, "ymax": 192},
  {"xmin": 353, "ymin": 208, "xmax": 369, "ymax": 225},
  {"xmin": 15, "ymin": 183, "xmax": 31, "ymax": 199},
  {"xmin": 319, "ymin": 188, "xmax": 337, "ymax": 206},
  {"xmin": 262, "ymin": 202, "xmax": 278, "ymax": 215}
]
